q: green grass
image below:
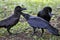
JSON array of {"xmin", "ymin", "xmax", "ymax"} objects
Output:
[
  {"xmin": 0, "ymin": 0, "xmax": 60, "ymax": 40},
  {"xmin": 0, "ymin": 22, "xmax": 60, "ymax": 40}
]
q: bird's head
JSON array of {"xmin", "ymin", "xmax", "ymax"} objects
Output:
[
  {"xmin": 43, "ymin": 7, "xmax": 53, "ymax": 17},
  {"xmin": 44, "ymin": 7, "xmax": 52, "ymax": 13},
  {"xmin": 14, "ymin": 6, "xmax": 26, "ymax": 13}
]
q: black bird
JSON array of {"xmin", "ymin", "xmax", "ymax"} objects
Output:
[
  {"xmin": 37, "ymin": 7, "xmax": 52, "ymax": 22},
  {"xmin": 0, "ymin": 6, "xmax": 26, "ymax": 35},
  {"xmin": 21, "ymin": 13, "xmax": 60, "ymax": 36},
  {"xmin": 37, "ymin": 7, "xmax": 53, "ymax": 36}
]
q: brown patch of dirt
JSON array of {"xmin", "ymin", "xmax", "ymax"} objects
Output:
[
  {"xmin": 50, "ymin": 20, "xmax": 57, "ymax": 27},
  {"xmin": 0, "ymin": 32, "xmax": 33, "ymax": 40}
]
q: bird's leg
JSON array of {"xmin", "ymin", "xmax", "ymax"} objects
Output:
[
  {"xmin": 41, "ymin": 28, "xmax": 44, "ymax": 37},
  {"xmin": 30, "ymin": 27, "xmax": 36, "ymax": 36},
  {"xmin": 32, "ymin": 27, "xmax": 36, "ymax": 35},
  {"xmin": 7, "ymin": 27, "xmax": 13, "ymax": 35},
  {"xmin": 33, "ymin": 28, "xmax": 36, "ymax": 34}
]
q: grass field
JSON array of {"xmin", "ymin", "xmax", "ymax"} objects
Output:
[{"xmin": 0, "ymin": 0, "xmax": 60, "ymax": 40}]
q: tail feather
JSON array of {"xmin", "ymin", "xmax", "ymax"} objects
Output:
[{"xmin": 47, "ymin": 26, "xmax": 60, "ymax": 36}]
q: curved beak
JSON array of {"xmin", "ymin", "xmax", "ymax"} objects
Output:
[
  {"xmin": 49, "ymin": 12, "xmax": 55, "ymax": 17},
  {"xmin": 49, "ymin": 12, "xmax": 57, "ymax": 17},
  {"xmin": 51, "ymin": 14, "xmax": 57, "ymax": 15},
  {"xmin": 21, "ymin": 8, "xmax": 27, "ymax": 10},
  {"xmin": 49, "ymin": 13, "xmax": 53, "ymax": 17}
]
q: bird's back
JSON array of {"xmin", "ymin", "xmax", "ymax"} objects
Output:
[
  {"xmin": 28, "ymin": 16, "xmax": 60, "ymax": 36},
  {"xmin": 0, "ymin": 14, "xmax": 20, "ymax": 27},
  {"xmin": 28, "ymin": 16, "xmax": 50, "ymax": 28}
]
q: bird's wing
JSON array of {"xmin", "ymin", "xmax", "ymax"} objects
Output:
[
  {"xmin": 28, "ymin": 16, "xmax": 60, "ymax": 36},
  {"xmin": 28, "ymin": 16, "xmax": 50, "ymax": 28},
  {"xmin": 0, "ymin": 15, "xmax": 19, "ymax": 26}
]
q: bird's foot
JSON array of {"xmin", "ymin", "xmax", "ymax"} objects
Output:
[
  {"xmin": 34, "ymin": 31, "xmax": 43, "ymax": 37},
  {"xmin": 30, "ymin": 31, "xmax": 37, "ymax": 37},
  {"xmin": 30, "ymin": 33, "xmax": 35, "ymax": 37}
]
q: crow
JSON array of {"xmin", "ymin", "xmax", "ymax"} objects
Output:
[
  {"xmin": 21, "ymin": 13, "xmax": 60, "ymax": 36},
  {"xmin": 0, "ymin": 6, "xmax": 26, "ymax": 35},
  {"xmin": 37, "ymin": 7, "xmax": 53, "ymax": 36},
  {"xmin": 37, "ymin": 7, "xmax": 52, "ymax": 21}
]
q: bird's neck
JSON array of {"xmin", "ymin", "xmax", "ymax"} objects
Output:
[
  {"xmin": 25, "ymin": 17, "xmax": 29, "ymax": 20},
  {"xmin": 22, "ymin": 14, "xmax": 30, "ymax": 20},
  {"xmin": 14, "ymin": 12, "xmax": 21, "ymax": 18},
  {"xmin": 15, "ymin": 11, "xmax": 22, "ymax": 15}
]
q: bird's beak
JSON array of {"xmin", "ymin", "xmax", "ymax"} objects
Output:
[
  {"xmin": 21, "ymin": 8, "xmax": 27, "ymax": 10},
  {"xmin": 49, "ymin": 12, "xmax": 57, "ymax": 17},
  {"xmin": 49, "ymin": 12, "xmax": 53, "ymax": 17},
  {"xmin": 51, "ymin": 14, "xmax": 57, "ymax": 15}
]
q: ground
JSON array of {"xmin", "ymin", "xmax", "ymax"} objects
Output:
[{"xmin": 0, "ymin": 16, "xmax": 60, "ymax": 40}]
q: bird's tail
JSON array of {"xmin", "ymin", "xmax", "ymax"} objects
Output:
[{"xmin": 47, "ymin": 25, "xmax": 60, "ymax": 36}]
